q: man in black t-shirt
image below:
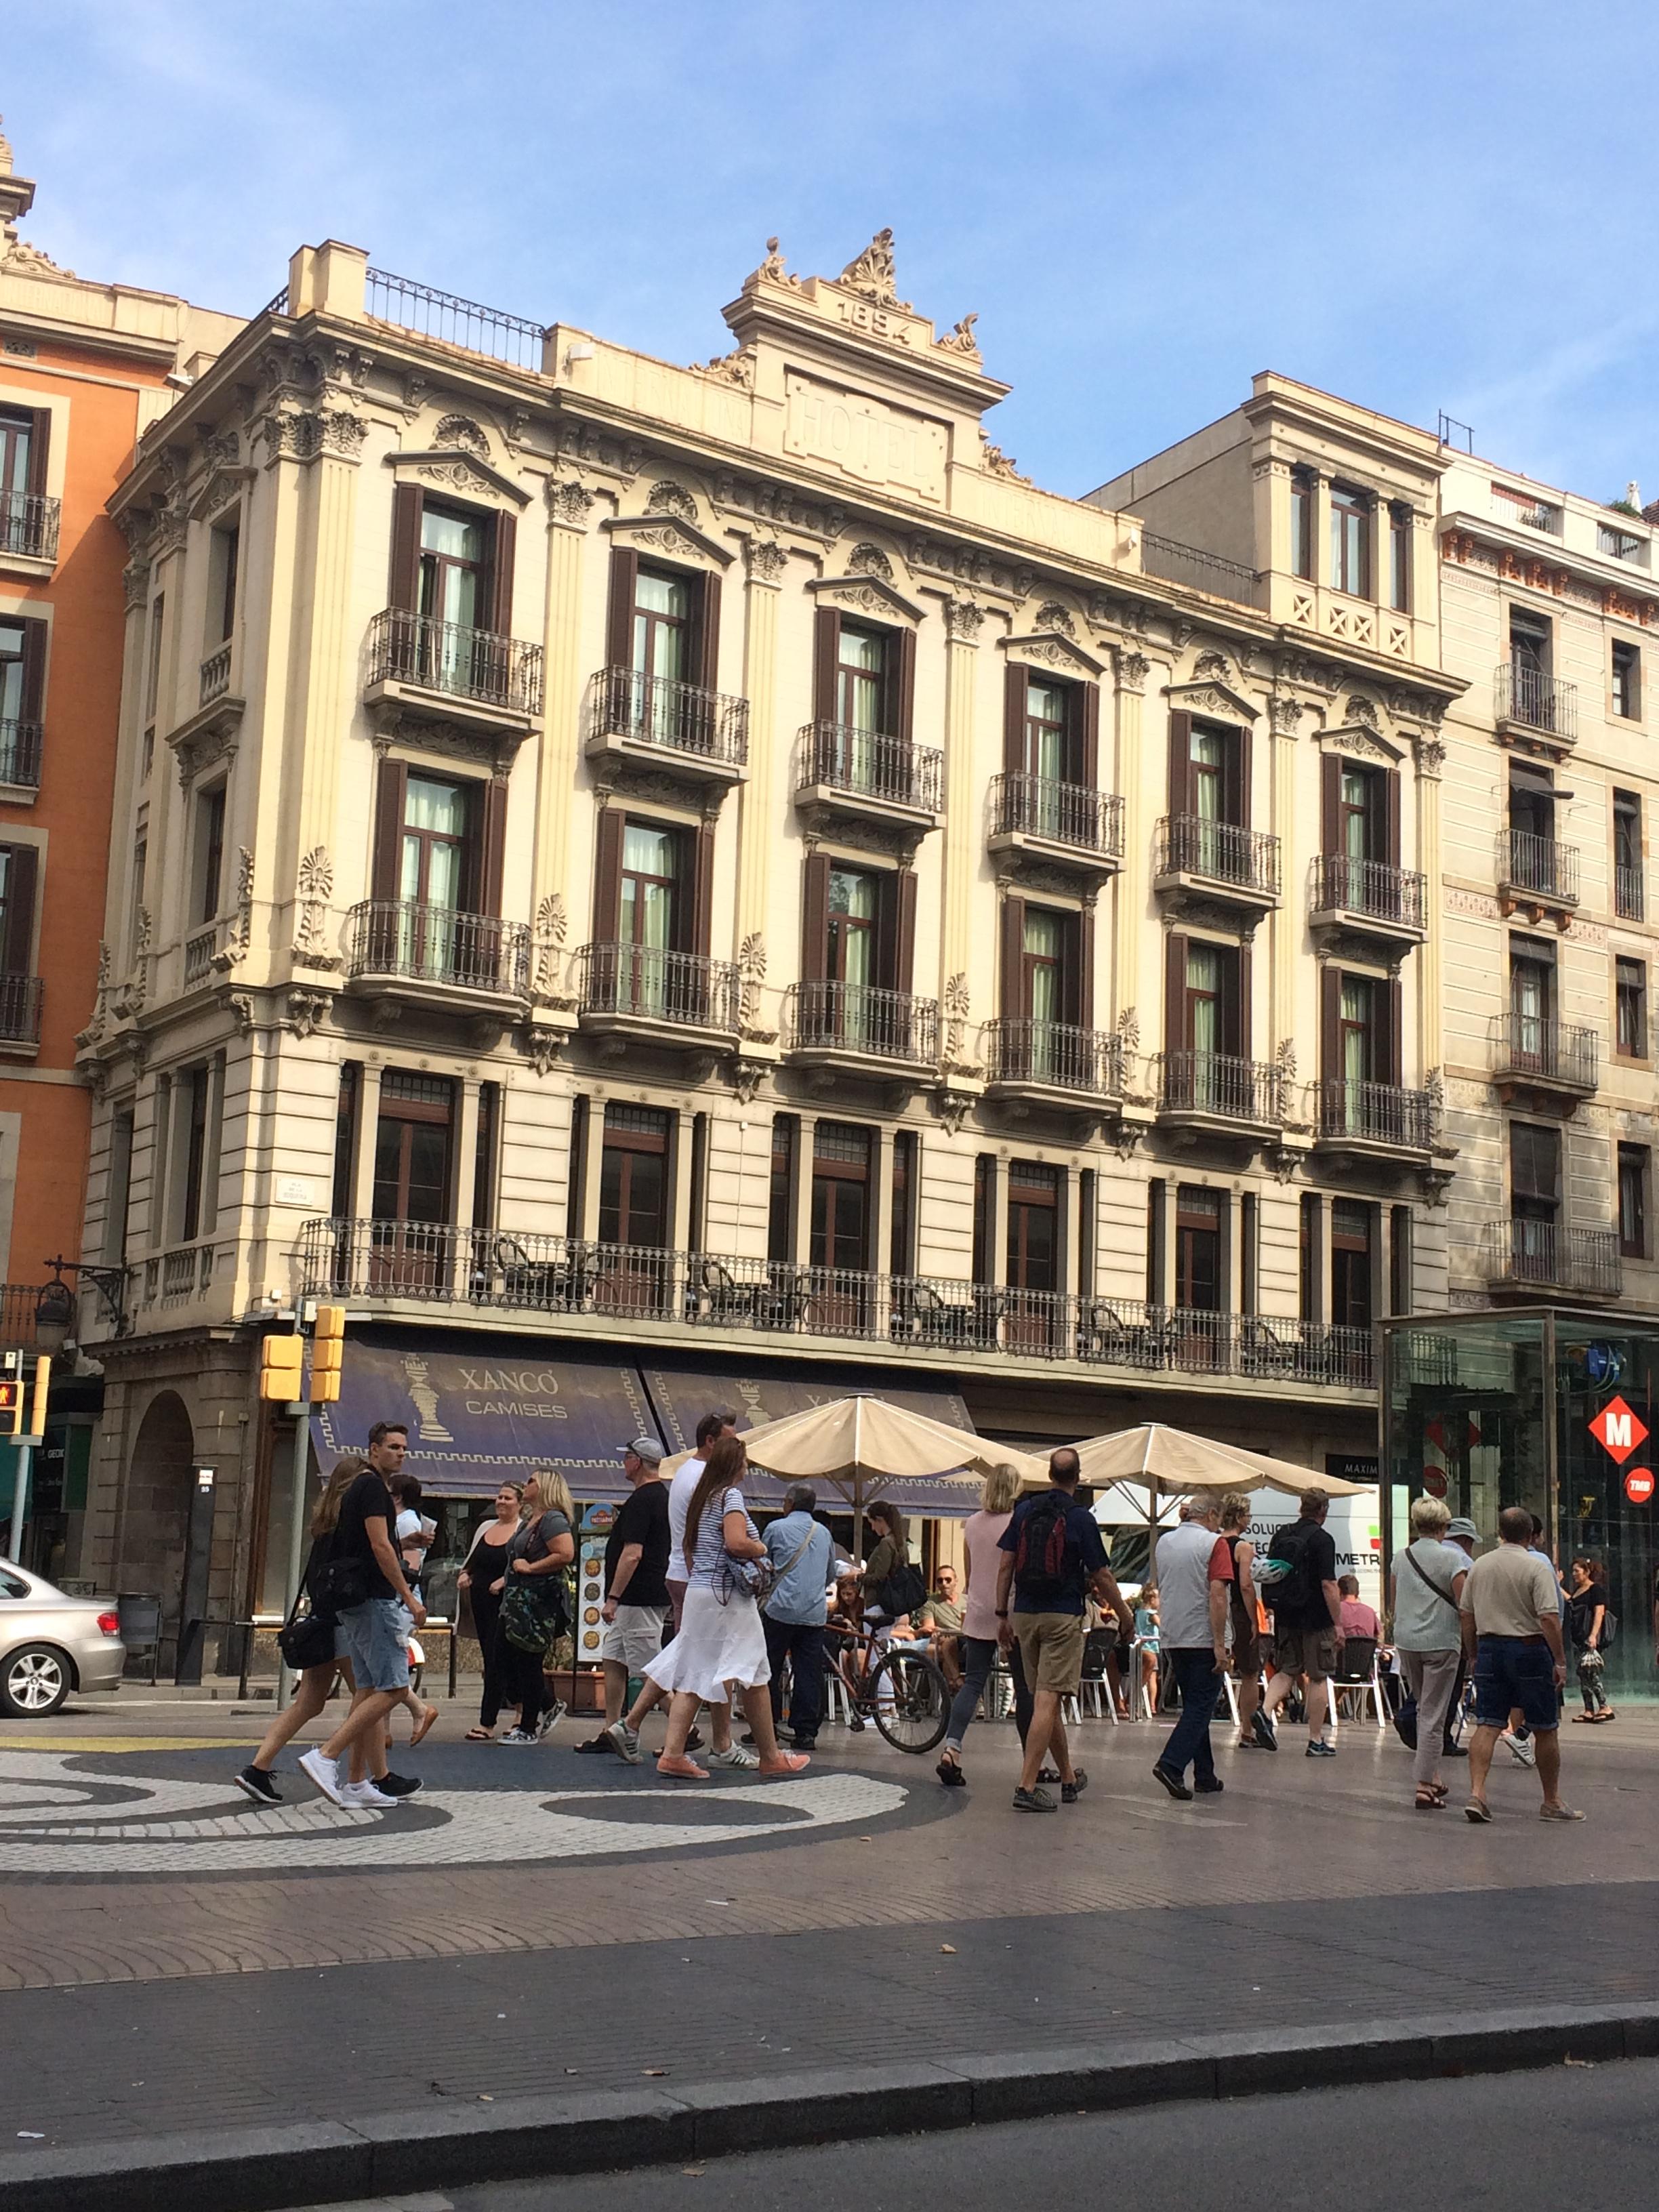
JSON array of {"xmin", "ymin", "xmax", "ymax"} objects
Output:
[
  {"xmin": 1261, "ymin": 1488, "xmax": 1343, "ymax": 1759},
  {"xmin": 583, "ymin": 1437, "xmax": 671, "ymax": 1746}
]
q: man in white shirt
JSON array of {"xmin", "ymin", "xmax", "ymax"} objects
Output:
[{"xmin": 1150, "ymin": 1494, "xmax": 1234, "ymax": 1803}]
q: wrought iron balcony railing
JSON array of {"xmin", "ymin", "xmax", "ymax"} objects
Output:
[
  {"xmin": 0, "ymin": 490, "xmax": 60, "ymax": 564},
  {"xmin": 1500, "ymin": 827, "xmax": 1578, "ymax": 905},
  {"xmin": 1139, "ymin": 531, "xmax": 1262, "ymax": 607},
  {"xmin": 1496, "ymin": 662, "xmax": 1577, "ymax": 741},
  {"xmin": 990, "ymin": 773, "xmax": 1124, "ymax": 857},
  {"xmin": 0, "ymin": 719, "xmax": 42, "ymax": 790},
  {"xmin": 797, "ymin": 721, "xmax": 941, "ymax": 811},
  {"xmin": 1157, "ymin": 813, "xmax": 1281, "ymax": 897},
  {"xmin": 588, "ymin": 667, "xmax": 748, "ymax": 767},
  {"xmin": 365, "ymin": 266, "xmax": 546, "ymax": 370},
  {"xmin": 347, "ymin": 901, "xmax": 531, "ymax": 997},
  {"xmin": 1496, "ymin": 1012, "xmax": 1598, "ymax": 1090},
  {"xmin": 1311, "ymin": 854, "xmax": 1427, "ymax": 930},
  {"xmin": 577, "ymin": 943, "xmax": 741, "ymax": 1032},
  {"xmin": 1616, "ymin": 863, "xmax": 1645, "ymax": 922},
  {"xmin": 368, "ymin": 608, "xmax": 544, "ymax": 717},
  {"xmin": 785, "ymin": 981, "xmax": 939, "ymax": 1065},
  {"xmin": 1485, "ymin": 1219, "xmax": 1622, "ymax": 1298},
  {"xmin": 1318, "ymin": 1080, "xmax": 1437, "ymax": 1150},
  {"xmin": 985, "ymin": 1018, "xmax": 1119, "ymax": 1094},
  {"xmin": 0, "ymin": 975, "xmax": 43, "ymax": 1045},
  {"xmin": 1158, "ymin": 1049, "xmax": 1282, "ymax": 1124}
]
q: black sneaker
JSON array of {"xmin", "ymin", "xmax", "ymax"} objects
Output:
[
  {"xmin": 1250, "ymin": 1707, "xmax": 1277, "ymax": 1750},
  {"xmin": 1194, "ymin": 1776, "xmax": 1225, "ymax": 1795},
  {"xmin": 1061, "ymin": 1769, "xmax": 1088, "ymax": 1805},
  {"xmin": 1012, "ymin": 1784, "xmax": 1057, "ymax": 1812},
  {"xmin": 1152, "ymin": 1763, "xmax": 1193, "ymax": 1801},
  {"xmin": 375, "ymin": 1771, "xmax": 423, "ymax": 1798},
  {"xmin": 685, "ymin": 1729, "xmax": 705, "ymax": 1753},
  {"xmin": 234, "ymin": 1765, "xmax": 282, "ymax": 1806},
  {"xmin": 575, "ymin": 1734, "xmax": 617, "ymax": 1754},
  {"xmin": 792, "ymin": 1734, "xmax": 817, "ymax": 1751}
]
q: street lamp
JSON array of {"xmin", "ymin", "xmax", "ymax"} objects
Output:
[{"xmin": 31, "ymin": 1277, "xmax": 73, "ymax": 1357}]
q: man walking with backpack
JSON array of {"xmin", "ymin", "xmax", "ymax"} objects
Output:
[
  {"xmin": 996, "ymin": 1449, "xmax": 1132, "ymax": 1812},
  {"xmin": 1259, "ymin": 1487, "xmax": 1343, "ymax": 1759}
]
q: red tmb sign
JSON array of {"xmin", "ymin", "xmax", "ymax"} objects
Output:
[
  {"xmin": 1589, "ymin": 1397, "xmax": 1648, "ymax": 1465},
  {"xmin": 1422, "ymin": 1469, "xmax": 1448, "ymax": 1498},
  {"xmin": 1626, "ymin": 1468, "xmax": 1655, "ymax": 1506}
]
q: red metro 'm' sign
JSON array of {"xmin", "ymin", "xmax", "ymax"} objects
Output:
[{"xmin": 1589, "ymin": 1397, "xmax": 1649, "ymax": 1466}]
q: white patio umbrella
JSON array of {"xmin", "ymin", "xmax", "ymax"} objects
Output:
[{"xmin": 1092, "ymin": 1481, "xmax": 1183, "ymax": 1531}]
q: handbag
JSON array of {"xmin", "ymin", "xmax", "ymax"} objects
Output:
[
  {"xmin": 874, "ymin": 1557, "xmax": 928, "ymax": 1619},
  {"xmin": 276, "ymin": 1572, "xmax": 337, "ymax": 1673}
]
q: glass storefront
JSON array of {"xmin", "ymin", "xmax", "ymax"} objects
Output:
[{"xmin": 1383, "ymin": 1307, "xmax": 1659, "ymax": 1705}]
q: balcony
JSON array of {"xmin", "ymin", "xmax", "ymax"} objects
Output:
[
  {"xmin": 0, "ymin": 718, "xmax": 42, "ymax": 794},
  {"xmin": 296, "ymin": 1218, "xmax": 1378, "ymax": 1398},
  {"xmin": 1498, "ymin": 827, "xmax": 1578, "ymax": 924},
  {"xmin": 987, "ymin": 773, "xmax": 1124, "ymax": 881},
  {"xmin": 0, "ymin": 490, "xmax": 60, "ymax": 569},
  {"xmin": 585, "ymin": 667, "xmax": 747, "ymax": 792},
  {"xmin": 985, "ymin": 1019, "xmax": 1120, "ymax": 1108},
  {"xmin": 577, "ymin": 943, "xmax": 740, "ymax": 1048},
  {"xmin": 0, "ymin": 975, "xmax": 43, "ymax": 1053},
  {"xmin": 784, "ymin": 981, "xmax": 939, "ymax": 1078},
  {"xmin": 1493, "ymin": 1012, "xmax": 1597, "ymax": 1111},
  {"xmin": 1315, "ymin": 1079, "xmax": 1437, "ymax": 1161},
  {"xmin": 795, "ymin": 721, "xmax": 941, "ymax": 836},
  {"xmin": 1154, "ymin": 813, "xmax": 1280, "ymax": 922},
  {"xmin": 199, "ymin": 644, "xmax": 232, "ymax": 706},
  {"xmin": 1309, "ymin": 854, "xmax": 1427, "ymax": 951},
  {"xmin": 1139, "ymin": 531, "xmax": 1262, "ymax": 609},
  {"xmin": 1485, "ymin": 1220, "xmax": 1622, "ymax": 1300},
  {"xmin": 365, "ymin": 608, "xmax": 544, "ymax": 737},
  {"xmin": 1615, "ymin": 864, "xmax": 1645, "ymax": 923},
  {"xmin": 1157, "ymin": 1049, "xmax": 1282, "ymax": 1136},
  {"xmin": 1496, "ymin": 663, "xmax": 1577, "ymax": 750},
  {"xmin": 344, "ymin": 901, "xmax": 531, "ymax": 1024}
]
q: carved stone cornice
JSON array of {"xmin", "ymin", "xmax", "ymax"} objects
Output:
[
  {"xmin": 1114, "ymin": 648, "xmax": 1151, "ymax": 695},
  {"xmin": 600, "ymin": 512, "xmax": 733, "ymax": 569},
  {"xmin": 806, "ymin": 571, "xmax": 924, "ymax": 624},
  {"xmin": 743, "ymin": 535, "xmax": 789, "ymax": 585},
  {"xmin": 944, "ymin": 597, "xmax": 986, "ymax": 643}
]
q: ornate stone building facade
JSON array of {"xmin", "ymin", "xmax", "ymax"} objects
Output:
[{"xmin": 75, "ymin": 239, "xmax": 1456, "ymax": 1648}]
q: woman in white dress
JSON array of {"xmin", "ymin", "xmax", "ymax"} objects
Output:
[{"xmin": 644, "ymin": 1434, "xmax": 811, "ymax": 1782}]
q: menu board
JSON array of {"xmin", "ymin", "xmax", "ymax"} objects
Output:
[{"xmin": 576, "ymin": 1502, "xmax": 615, "ymax": 1666}]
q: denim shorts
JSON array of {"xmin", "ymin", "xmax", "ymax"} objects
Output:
[
  {"xmin": 1472, "ymin": 1635, "xmax": 1557, "ymax": 1732},
  {"xmin": 336, "ymin": 1597, "xmax": 411, "ymax": 1693}
]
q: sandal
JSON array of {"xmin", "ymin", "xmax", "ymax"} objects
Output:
[
  {"xmin": 464, "ymin": 1727, "xmax": 494, "ymax": 1742},
  {"xmin": 1414, "ymin": 1787, "xmax": 1443, "ymax": 1810},
  {"xmin": 411, "ymin": 1704, "xmax": 439, "ymax": 1747},
  {"xmin": 1572, "ymin": 1713, "xmax": 1599, "ymax": 1723},
  {"xmin": 936, "ymin": 1755, "xmax": 966, "ymax": 1788}
]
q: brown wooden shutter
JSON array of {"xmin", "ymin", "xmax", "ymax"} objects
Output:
[
  {"xmin": 1233, "ymin": 943, "xmax": 1252, "ymax": 1062},
  {"xmin": 477, "ymin": 779, "xmax": 507, "ymax": 916},
  {"xmin": 893, "ymin": 867, "xmax": 918, "ymax": 994},
  {"xmin": 25, "ymin": 411, "xmax": 50, "ymax": 499},
  {"xmin": 1233, "ymin": 725, "xmax": 1252, "ymax": 828},
  {"xmin": 371, "ymin": 756, "xmax": 407, "ymax": 901},
  {"xmin": 1387, "ymin": 975, "xmax": 1404, "ymax": 1087},
  {"xmin": 801, "ymin": 850, "xmax": 832, "ymax": 979},
  {"xmin": 18, "ymin": 619, "xmax": 47, "ymax": 726},
  {"xmin": 1079, "ymin": 681, "xmax": 1100, "ymax": 788},
  {"xmin": 890, "ymin": 625, "xmax": 916, "ymax": 741},
  {"xmin": 1000, "ymin": 893, "xmax": 1027, "ymax": 1018},
  {"xmin": 605, "ymin": 547, "xmax": 638, "ymax": 669},
  {"xmin": 1076, "ymin": 905, "xmax": 1094, "ymax": 1030},
  {"xmin": 1385, "ymin": 766, "xmax": 1402, "ymax": 869},
  {"xmin": 696, "ymin": 570, "xmax": 722, "ymax": 696},
  {"xmin": 689, "ymin": 822, "xmax": 715, "ymax": 956},
  {"xmin": 1167, "ymin": 709, "xmax": 1192, "ymax": 814},
  {"xmin": 812, "ymin": 607, "xmax": 841, "ymax": 723},
  {"xmin": 489, "ymin": 511, "xmax": 517, "ymax": 636},
  {"xmin": 1004, "ymin": 660, "xmax": 1027, "ymax": 775},
  {"xmin": 1321, "ymin": 754, "xmax": 1341, "ymax": 856},
  {"xmin": 1320, "ymin": 965, "xmax": 1340, "ymax": 1094},
  {"xmin": 592, "ymin": 808, "xmax": 623, "ymax": 939},
  {"xmin": 1, "ymin": 845, "xmax": 37, "ymax": 975},
  {"xmin": 388, "ymin": 485, "xmax": 423, "ymax": 612},
  {"xmin": 1164, "ymin": 930, "xmax": 1187, "ymax": 1050}
]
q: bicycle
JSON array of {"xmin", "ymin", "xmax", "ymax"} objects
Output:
[{"xmin": 823, "ymin": 1622, "xmax": 951, "ymax": 1753}]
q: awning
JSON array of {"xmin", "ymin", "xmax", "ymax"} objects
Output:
[
  {"xmin": 639, "ymin": 1357, "xmax": 985, "ymax": 1518},
  {"xmin": 311, "ymin": 1328, "xmax": 661, "ymax": 1500}
]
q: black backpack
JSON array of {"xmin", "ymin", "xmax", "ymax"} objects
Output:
[
  {"xmin": 1013, "ymin": 1494, "xmax": 1079, "ymax": 1605},
  {"xmin": 1262, "ymin": 1521, "xmax": 1319, "ymax": 1617}
]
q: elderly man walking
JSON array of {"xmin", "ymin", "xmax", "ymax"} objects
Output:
[
  {"xmin": 761, "ymin": 1484, "xmax": 835, "ymax": 1750},
  {"xmin": 590, "ymin": 1437, "xmax": 671, "ymax": 1740},
  {"xmin": 1151, "ymin": 1494, "xmax": 1233, "ymax": 1801},
  {"xmin": 1460, "ymin": 1504, "xmax": 1584, "ymax": 1824}
]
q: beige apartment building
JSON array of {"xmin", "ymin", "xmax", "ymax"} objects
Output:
[{"xmin": 73, "ymin": 237, "xmax": 1460, "ymax": 1653}]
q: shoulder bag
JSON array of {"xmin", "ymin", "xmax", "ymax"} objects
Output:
[
  {"xmin": 276, "ymin": 1576, "xmax": 338, "ymax": 1673},
  {"xmin": 1398, "ymin": 1544, "xmax": 1460, "ymax": 1617}
]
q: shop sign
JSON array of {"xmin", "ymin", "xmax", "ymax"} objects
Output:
[{"xmin": 1624, "ymin": 1468, "xmax": 1655, "ymax": 1506}]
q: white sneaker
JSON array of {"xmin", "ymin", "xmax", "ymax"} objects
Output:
[
  {"xmin": 706, "ymin": 1744, "xmax": 760, "ymax": 1770},
  {"xmin": 298, "ymin": 1747, "xmax": 346, "ymax": 1806},
  {"xmin": 339, "ymin": 1778, "xmax": 397, "ymax": 1809},
  {"xmin": 1502, "ymin": 1730, "xmax": 1537, "ymax": 1768},
  {"xmin": 606, "ymin": 1721, "xmax": 642, "ymax": 1765}
]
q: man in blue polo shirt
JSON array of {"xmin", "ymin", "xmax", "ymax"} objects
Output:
[{"xmin": 761, "ymin": 1484, "xmax": 836, "ymax": 1750}]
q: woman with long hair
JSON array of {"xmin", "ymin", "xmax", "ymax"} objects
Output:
[
  {"xmin": 642, "ymin": 1435, "xmax": 810, "ymax": 1781},
  {"xmin": 457, "ymin": 1480, "xmax": 525, "ymax": 1741},
  {"xmin": 935, "ymin": 1462, "xmax": 1022, "ymax": 1788},
  {"xmin": 493, "ymin": 1470, "xmax": 575, "ymax": 1744},
  {"xmin": 861, "ymin": 1500, "xmax": 910, "ymax": 1647},
  {"xmin": 1568, "ymin": 1556, "xmax": 1614, "ymax": 1723},
  {"xmin": 234, "ymin": 1456, "xmax": 417, "ymax": 1807}
]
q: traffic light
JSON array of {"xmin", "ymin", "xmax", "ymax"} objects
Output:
[
  {"xmin": 310, "ymin": 1304, "xmax": 346, "ymax": 1404},
  {"xmin": 0, "ymin": 1375, "xmax": 22, "ymax": 1437},
  {"xmin": 259, "ymin": 1333, "xmax": 305, "ymax": 1403},
  {"xmin": 28, "ymin": 1355, "xmax": 49, "ymax": 1441}
]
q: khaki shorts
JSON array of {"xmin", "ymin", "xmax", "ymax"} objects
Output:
[
  {"xmin": 1271, "ymin": 1624, "xmax": 1338, "ymax": 1683},
  {"xmin": 1013, "ymin": 1612, "xmax": 1086, "ymax": 1696},
  {"xmin": 598, "ymin": 1604, "xmax": 668, "ymax": 1673}
]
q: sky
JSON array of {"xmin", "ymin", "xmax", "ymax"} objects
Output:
[{"xmin": 8, "ymin": 1, "xmax": 1659, "ymax": 507}]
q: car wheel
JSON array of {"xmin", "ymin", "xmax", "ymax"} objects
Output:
[{"xmin": 0, "ymin": 1645, "xmax": 72, "ymax": 1718}]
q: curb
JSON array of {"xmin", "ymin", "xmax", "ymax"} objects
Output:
[{"xmin": 3, "ymin": 2001, "xmax": 1655, "ymax": 2211}]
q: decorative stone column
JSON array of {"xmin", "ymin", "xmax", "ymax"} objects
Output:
[
  {"xmin": 735, "ymin": 538, "xmax": 787, "ymax": 964},
  {"xmin": 534, "ymin": 477, "xmax": 594, "ymax": 939},
  {"xmin": 1111, "ymin": 649, "xmax": 1149, "ymax": 1040},
  {"xmin": 939, "ymin": 599, "xmax": 984, "ymax": 1007},
  {"xmin": 1416, "ymin": 731, "xmax": 1446, "ymax": 1093},
  {"xmin": 1269, "ymin": 693, "xmax": 1304, "ymax": 1065}
]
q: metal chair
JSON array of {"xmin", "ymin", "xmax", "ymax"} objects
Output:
[{"xmin": 1330, "ymin": 1636, "xmax": 1387, "ymax": 1730}]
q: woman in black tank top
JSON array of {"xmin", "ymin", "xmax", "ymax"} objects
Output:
[{"xmin": 1220, "ymin": 1492, "xmax": 1269, "ymax": 1751}]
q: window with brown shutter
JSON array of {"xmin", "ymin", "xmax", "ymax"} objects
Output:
[
  {"xmin": 0, "ymin": 844, "xmax": 38, "ymax": 976},
  {"xmin": 690, "ymin": 821, "xmax": 716, "ymax": 958},
  {"xmin": 695, "ymin": 570, "xmax": 722, "ymax": 697},
  {"xmin": 605, "ymin": 546, "xmax": 640, "ymax": 670},
  {"xmin": 371, "ymin": 756, "xmax": 409, "ymax": 902},
  {"xmin": 490, "ymin": 511, "xmax": 516, "ymax": 637},
  {"xmin": 1003, "ymin": 661, "xmax": 1028, "ymax": 777},
  {"xmin": 890, "ymin": 625, "xmax": 916, "ymax": 742},
  {"xmin": 813, "ymin": 607, "xmax": 842, "ymax": 724},
  {"xmin": 801, "ymin": 850, "xmax": 832, "ymax": 981},
  {"xmin": 476, "ymin": 779, "xmax": 507, "ymax": 918},
  {"xmin": 1164, "ymin": 930, "xmax": 1187, "ymax": 1051},
  {"xmin": 1000, "ymin": 892, "xmax": 1027, "ymax": 1018},
  {"xmin": 889, "ymin": 867, "xmax": 918, "ymax": 994},
  {"xmin": 1167, "ymin": 708, "xmax": 1192, "ymax": 813},
  {"xmin": 388, "ymin": 484, "xmax": 424, "ymax": 612},
  {"xmin": 1079, "ymin": 682, "xmax": 1099, "ymax": 789},
  {"xmin": 592, "ymin": 809, "xmax": 624, "ymax": 940}
]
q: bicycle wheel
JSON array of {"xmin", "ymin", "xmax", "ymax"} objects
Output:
[{"xmin": 869, "ymin": 1647, "xmax": 949, "ymax": 1753}]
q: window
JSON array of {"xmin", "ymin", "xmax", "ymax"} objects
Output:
[
  {"xmin": 1616, "ymin": 956, "xmax": 1647, "ymax": 1059},
  {"xmin": 1509, "ymin": 607, "xmax": 1553, "ymax": 695},
  {"xmin": 194, "ymin": 783, "xmax": 226, "ymax": 924},
  {"xmin": 1146, "ymin": 1179, "xmax": 1167, "ymax": 1305},
  {"xmin": 1164, "ymin": 931, "xmax": 1248, "ymax": 1110},
  {"xmin": 419, "ymin": 504, "xmax": 487, "ymax": 632},
  {"xmin": 1329, "ymin": 484, "xmax": 1371, "ymax": 597},
  {"xmin": 1619, "ymin": 1145, "xmax": 1649, "ymax": 1260},
  {"xmin": 598, "ymin": 1104, "xmax": 670, "ymax": 1249},
  {"xmin": 400, "ymin": 775, "xmax": 469, "ymax": 912},
  {"xmin": 208, "ymin": 516, "xmax": 239, "ymax": 646},
  {"xmin": 1078, "ymin": 1164, "xmax": 1097, "ymax": 1298},
  {"xmin": 1021, "ymin": 676, "xmax": 1078, "ymax": 785},
  {"xmin": 620, "ymin": 821, "xmax": 682, "ymax": 949},
  {"xmin": 180, "ymin": 1067, "xmax": 211, "ymax": 1242},
  {"xmin": 1510, "ymin": 941, "xmax": 1554, "ymax": 1063},
  {"xmin": 0, "ymin": 617, "xmax": 43, "ymax": 782},
  {"xmin": 0, "ymin": 409, "xmax": 39, "ymax": 503},
  {"xmin": 0, "ymin": 406, "xmax": 45, "ymax": 554},
  {"xmin": 632, "ymin": 569, "xmax": 690, "ymax": 688},
  {"xmin": 836, "ymin": 625, "xmax": 889, "ymax": 734},
  {"xmin": 811, "ymin": 1122, "xmax": 872, "ymax": 1279},
  {"xmin": 1508, "ymin": 761, "xmax": 1557, "ymax": 856},
  {"xmin": 1510, "ymin": 1122, "xmax": 1561, "ymax": 1226},
  {"xmin": 1006, "ymin": 1162, "xmax": 1060, "ymax": 1351},
  {"xmin": 1330, "ymin": 1200, "xmax": 1374, "ymax": 1330},
  {"xmin": 972, "ymin": 1154, "xmax": 996, "ymax": 1286},
  {"xmin": 1174, "ymin": 1186, "xmax": 1222, "ymax": 1312},
  {"xmin": 767, "ymin": 1114, "xmax": 797, "ymax": 1265},
  {"xmin": 1336, "ymin": 762, "xmax": 1384, "ymax": 864},
  {"xmin": 1599, "ymin": 523, "xmax": 1645, "ymax": 563},
  {"xmin": 1338, "ymin": 972, "xmax": 1380, "ymax": 1089},
  {"xmin": 0, "ymin": 842, "xmax": 39, "ymax": 983},
  {"xmin": 1288, "ymin": 467, "xmax": 1313, "ymax": 580},
  {"xmin": 1614, "ymin": 791, "xmax": 1643, "ymax": 920},
  {"xmin": 1185, "ymin": 940, "xmax": 1223, "ymax": 1058},
  {"xmin": 1298, "ymin": 1193, "xmax": 1321, "ymax": 1322},
  {"xmin": 472, "ymin": 1080, "xmax": 499, "ymax": 1235},
  {"xmin": 106, "ymin": 1109, "xmax": 135, "ymax": 1265},
  {"xmin": 372, "ymin": 1071, "xmax": 455, "ymax": 1224},
  {"xmin": 827, "ymin": 865, "xmax": 878, "ymax": 989},
  {"xmin": 1612, "ymin": 640, "xmax": 1641, "ymax": 721},
  {"xmin": 144, "ymin": 594, "xmax": 165, "ymax": 730},
  {"xmin": 1389, "ymin": 505, "xmax": 1412, "ymax": 613},
  {"xmin": 129, "ymin": 831, "xmax": 147, "ymax": 953},
  {"xmin": 1170, "ymin": 715, "xmax": 1248, "ymax": 874}
]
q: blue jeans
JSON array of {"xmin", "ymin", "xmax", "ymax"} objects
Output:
[
  {"xmin": 944, "ymin": 1635, "xmax": 1000, "ymax": 1752},
  {"xmin": 1160, "ymin": 1646, "xmax": 1223, "ymax": 1783}
]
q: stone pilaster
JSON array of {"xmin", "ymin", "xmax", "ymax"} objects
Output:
[
  {"xmin": 533, "ymin": 477, "xmax": 594, "ymax": 932},
  {"xmin": 735, "ymin": 538, "xmax": 786, "ymax": 960},
  {"xmin": 940, "ymin": 598, "xmax": 984, "ymax": 1006},
  {"xmin": 1111, "ymin": 648, "xmax": 1149, "ymax": 1033}
]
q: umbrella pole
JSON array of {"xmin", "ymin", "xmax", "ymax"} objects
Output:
[{"xmin": 851, "ymin": 1475, "xmax": 864, "ymax": 1576}]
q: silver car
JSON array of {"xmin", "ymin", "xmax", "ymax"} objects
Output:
[{"xmin": 0, "ymin": 1563, "xmax": 126, "ymax": 1717}]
